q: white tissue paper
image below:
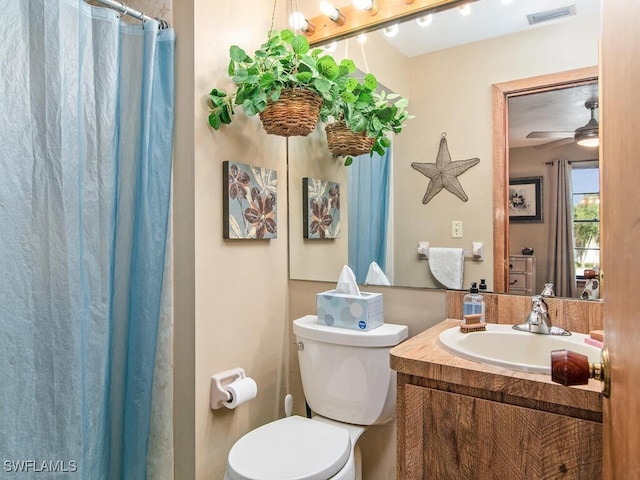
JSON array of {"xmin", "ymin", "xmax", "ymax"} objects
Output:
[
  {"xmin": 316, "ymin": 265, "xmax": 383, "ymax": 331},
  {"xmin": 335, "ymin": 265, "xmax": 361, "ymax": 295},
  {"xmin": 365, "ymin": 262, "xmax": 391, "ymax": 286}
]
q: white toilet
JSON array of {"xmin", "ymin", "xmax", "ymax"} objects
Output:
[{"xmin": 223, "ymin": 314, "xmax": 408, "ymax": 480}]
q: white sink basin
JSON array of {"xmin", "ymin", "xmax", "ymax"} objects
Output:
[{"xmin": 438, "ymin": 323, "xmax": 602, "ymax": 374}]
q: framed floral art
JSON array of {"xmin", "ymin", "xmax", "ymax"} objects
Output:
[
  {"xmin": 509, "ymin": 176, "xmax": 542, "ymax": 223},
  {"xmin": 302, "ymin": 178, "xmax": 340, "ymax": 239},
  {"xmin": 223, "ymin": 161, "xmax": 277, "ymax": 239}
]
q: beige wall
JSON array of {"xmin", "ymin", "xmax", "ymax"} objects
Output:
[
  {"xmin": 173, "ymin": 1, "xmax": 290, "ymax": 478},
  {"xmin": 509, "ymin": 144, "xmax": 598, "ymax": 294}
]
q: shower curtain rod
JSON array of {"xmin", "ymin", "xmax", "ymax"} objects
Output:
[{"xmin": 91, "ymin": 0, "xmax": 170, "ymax": 29}]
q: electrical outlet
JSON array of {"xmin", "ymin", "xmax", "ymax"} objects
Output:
[{"xmin": 451, "ymin": 221, "xmax": 463, "ymax": 238}]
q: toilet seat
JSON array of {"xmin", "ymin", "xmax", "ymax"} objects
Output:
[{"xmin": 226, "ymin": 415, "xmax": 351, "ymax": 480}]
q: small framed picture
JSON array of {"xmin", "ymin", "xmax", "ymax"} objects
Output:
[
  {"xmin": 223, "ymin": 161, "xmax": 277, "ymax": 239},
  {"xmin": 302, "ymin": 178, "xmax": 341, "ymax": 239},
  {"xmin": 509, "ymin": 177, "xmax": 542, "ymax": 223}
]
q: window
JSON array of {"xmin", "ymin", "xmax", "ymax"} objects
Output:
[{"xmin": 571, "ymin": 161, "xmax": 600, "ymax": 274}]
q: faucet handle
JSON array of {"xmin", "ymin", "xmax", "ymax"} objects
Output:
[{"xmin": 530, "ymin": 295, "xmax": 548, "ymax": 313}]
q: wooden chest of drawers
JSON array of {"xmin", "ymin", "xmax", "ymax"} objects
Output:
[{"xmin": 508, "ymin": 255, "xmax": 536, "ymax": 295}]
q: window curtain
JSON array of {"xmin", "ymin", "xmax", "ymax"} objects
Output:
[
  {"xmin": 546, "ymin": 160, "xmax": 577, "ymax": 298},
  {"xmin": 0, "ymin": 1, "xmax": 174, "ymax": 478},
  {"xmin": 347, "ymin": 149, "xmax": 391, "ymax": 284}
]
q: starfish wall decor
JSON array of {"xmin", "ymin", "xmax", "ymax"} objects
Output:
[{"xmin": 411, "ymin": 133, "xmax": 480, "ymax": 204}]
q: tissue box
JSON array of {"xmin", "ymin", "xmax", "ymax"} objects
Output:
[{"xmin": 316, "ymin": 290, "xmax": 383, "ymax": 331}]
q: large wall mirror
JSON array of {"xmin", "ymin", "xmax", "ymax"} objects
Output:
[{"xmin": 288, "ymin": 0, "xmax": 601, "ymax": 299}]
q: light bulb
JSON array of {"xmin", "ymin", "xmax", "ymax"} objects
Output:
[
  {"xmin": 288, "ymin": 12, "xmax": 315, "ymax": 34},
  {"xmin": 353, "ymin": 0, "xmax": 375, "ymax": 11},
  {"xmin": 320, "ymin": 1, "xmax": 338, "ymax": 19},
  {"xmin": 289, "ymin": 12, "xmax": 306, "ymax": 30},
  {"xmin": 357, "ymin": 33, "xmax": 367, "ymax": 44},
  {"xmin": 319, "ymin": 1, "xmax": 345, "ymax": 25},
  {"xmin": 416, "ymin": 14, "xmax": 432, "ymax": 27},
  {"xmin": 577, "ymin": 137, "xmax": 599, "ymax": 148},
  {"xmin": 459, "ymin": 4, "xmax": 471, "ymax": 15},
  {"xmin": 383, "ymin": 24, "xmax": 399, "ymax": 38}
]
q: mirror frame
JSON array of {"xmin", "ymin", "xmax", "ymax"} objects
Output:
[{"xmin": 491, "ymin": 66, "xmax": 599, "ymax": 292}]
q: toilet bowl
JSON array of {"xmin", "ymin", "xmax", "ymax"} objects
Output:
[{"xmin": 223, "ymin": 315, "xmax": 408, "ymax": 480}]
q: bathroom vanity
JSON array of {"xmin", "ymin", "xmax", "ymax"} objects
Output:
[{"xmin": 390, "ymin": 319, "xmax": 602, "ymax": 480}]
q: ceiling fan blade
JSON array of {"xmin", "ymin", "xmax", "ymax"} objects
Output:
[
  {"xmin": 533, "ymin": 137, "xmax": 576, "ymax": 149},
  {"xmin": 526, "ymin": 131, "xmax": 574, "ymax": 139}
]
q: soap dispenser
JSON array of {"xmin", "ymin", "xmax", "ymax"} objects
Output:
[{"xmin": 463, "ymin": 282, "xmax": 485, "ymax": 324}]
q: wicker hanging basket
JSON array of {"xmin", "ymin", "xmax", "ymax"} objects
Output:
[
  {"xmin": 258, "ymin": 88, "xmax": 322, "ymax": 137},
  {"xmin": 325, "ymin": 121, "xmax": 375, "ymax": 157}
]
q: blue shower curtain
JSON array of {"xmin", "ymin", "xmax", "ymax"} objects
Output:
[
  {"xmin": 348, "ymin": 149, "xmax": 391, "ymax": 284},
  {"xmin": 0, "ymin": 1, "xmax": 174, "ymax": 478}
]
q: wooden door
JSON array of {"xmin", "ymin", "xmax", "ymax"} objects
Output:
[{"xmin": 601, "ymin": 1, "xmax": 640, "ymax": 478}]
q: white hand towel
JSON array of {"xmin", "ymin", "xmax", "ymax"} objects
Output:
[
  {"xmin": 428, "ymin": 247, "xmax": 464, "ymax": 289},
  {"xmin": 365, "ymin": 262, "xmax": 391, "ymax": 286}
]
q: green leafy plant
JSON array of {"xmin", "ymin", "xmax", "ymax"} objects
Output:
[
  {"xmin": 320, "ymin": 72, "xmax": 412, "ymax": 166},
  {"xmin": 208, "ymin": 29, "xmax": 356, "ymax": 130}
]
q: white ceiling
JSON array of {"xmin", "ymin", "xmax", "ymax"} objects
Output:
[
  {"xmin": 376, "ymin": 0, "xmax": 601, "ymax": 58},
  {"xmin": 508, "ymin": 82, "xmax": 599, "ymax": 149}
]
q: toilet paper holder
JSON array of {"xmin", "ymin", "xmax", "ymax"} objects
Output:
[{"xmin": 211, "ymin": 367, "xmax": 247, "ymax": 410}]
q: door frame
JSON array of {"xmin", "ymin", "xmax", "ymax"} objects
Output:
[{"xmin": 491, "ymin": 66, "xmax": 599, "ymax": 292}]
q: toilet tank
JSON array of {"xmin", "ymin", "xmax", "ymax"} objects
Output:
[{"xmin": 292, "ymin": 315, "xmax": 408, "ymax": 425}]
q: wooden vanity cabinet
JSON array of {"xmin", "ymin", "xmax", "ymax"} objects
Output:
[
  {"xmin": 391, "ymin": 320, "xmax": 603, "ymax": 480},
  {"xmin": 398, "ymin": 380, "xmax": 602, "ymax": 479}
]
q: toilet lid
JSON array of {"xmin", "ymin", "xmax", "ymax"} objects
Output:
[{"xmin": 226, "ymin": 415, "xmax": 351, "ymax": 480}]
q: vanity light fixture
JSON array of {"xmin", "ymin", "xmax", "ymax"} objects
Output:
[
  {"xmin": 458, "ymin": 4, "xmax": 471, "ymax": 15},
  {"xmin": 289, "ymin": 11, "xmax": 316, "ymax": 35},
  {"xmin": 574, "ymin": 101, "xmax": 600, "ymax": 148},
  {"xmin": 416, "ymin": 13, "xmax": 433, "ymax": 27},
  {"xmin": 383, "ymin": 24, "xmax": 399, "ymax": 37},
  {"xmin": 319, "ymin": 1, "xmax": 346, "ymax": 26},
  {"xmin": 353, "ymin": 0, "xmax": 379, "ymax": 15}
]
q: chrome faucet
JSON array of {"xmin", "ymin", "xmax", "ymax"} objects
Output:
[
  {"xmin": 512, "ymin": 294, "xmax": 570, "ymax": 336},
  {"xmin": 526, "ymin": 295, "xmax": 551, "ymax": 334}
]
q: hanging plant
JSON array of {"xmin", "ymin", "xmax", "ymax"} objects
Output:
[
  {"xmin": 208, "ymin": 29, "xmax": 356, "ymax": 137},
  {"xmin": 321, "ymin": 73, "xmax": 412, "ymax": 165}
]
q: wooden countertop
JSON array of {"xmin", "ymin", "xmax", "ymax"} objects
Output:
[{"xmin": 390, "ymin": 319, "xmax": 602, "ymax": 421}]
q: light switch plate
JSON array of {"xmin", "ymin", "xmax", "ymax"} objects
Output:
[{"xmin": 451, "ymin": 220, "xmax": 463, "ymax": 238}]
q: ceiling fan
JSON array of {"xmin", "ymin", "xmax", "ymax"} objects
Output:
[{"xmin": 526, "ymin": 100, "xmax": 600, "ymax": 149}]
